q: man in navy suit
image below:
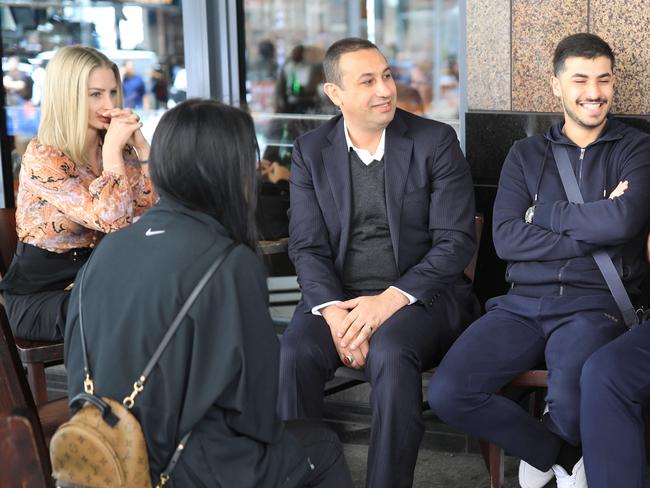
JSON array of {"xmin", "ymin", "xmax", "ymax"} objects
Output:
[{"xmin": 278, "ymin": 38, "xmax": 478, "ymax": 488}]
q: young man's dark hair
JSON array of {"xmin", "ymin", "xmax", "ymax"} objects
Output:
[
  {"xmin": 553, "ymin": 32, "xmax": 615, "ymax": 75},
  {"xmin": 323, "ymin": 37, "xmax": 380, "ymax": 86}
]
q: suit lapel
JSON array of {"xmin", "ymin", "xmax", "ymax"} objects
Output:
[
  {"xmin": 322, "ymin": 117, "xmax": 352, "ymax": 251},
  {"xmin": 384, "ymin": 112, "xmax": 413, "ymax": 265}
]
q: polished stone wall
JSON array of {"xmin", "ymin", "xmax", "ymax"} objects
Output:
[
  {"xmin": 591, "ymin": 0, "xmax": 650, "ymax": 114},
  {"xmin": 466, "ymin": 0, "xmax": 511, "ymax": 110},
  {"xmin": 467, "ymin": 0, "xmax": 650, "ymax": 114},
  {"xmin": 511, "ymin": 0, "xmax": 587, "ymax": 112}
]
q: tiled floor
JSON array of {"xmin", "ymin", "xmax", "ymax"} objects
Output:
[
  {"xmin": 342, "ymin": 443, "xmax": 521, "ymax": 488},
  {"xmin": 46, "ymin": 365, "xmax": 650, "ymax": 488},
  {"xmin": 48, "ymin": 364, "xmax": 517, "ymax": 486},
  {"xmin": 324, "ymin": 403, "xmax": 521, "ymax": 487}
]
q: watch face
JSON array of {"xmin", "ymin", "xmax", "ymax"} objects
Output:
[{"xmin": 525, "ymin": 206, "xmax": 534, "ymax": 223}]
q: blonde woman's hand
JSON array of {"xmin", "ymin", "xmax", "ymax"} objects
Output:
[
  {"xmin": 102, "ymin": 108, "xmax": 143, "ymax": 174},
  {"xmin": 110, "ymin": 108, "xmax": 150, "ymax": 162},
  {"xmin": 128, "ymin": 128, "xmax": 150, "ymax": 162}
]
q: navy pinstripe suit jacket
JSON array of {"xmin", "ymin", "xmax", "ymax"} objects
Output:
[{"xmin": 288, "ymin": 109, "xmax": 477, "ymax": 315}]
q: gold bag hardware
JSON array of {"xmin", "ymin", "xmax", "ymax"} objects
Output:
[
  {"xmin": 50, "ymin": 396, "xmax": 152, "ymax": 488},
  {"xmin": 50, "ymin": 242, "xmax": 235, "ymax": 488}
]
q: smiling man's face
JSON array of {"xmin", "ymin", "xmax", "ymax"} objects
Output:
[
  {"xmin": 552, "ymin": 55, "xmax": 615, "ymax": 137},
  {"xmin": 324, "ymin": 48, "xmax": 397, "ymax": 136}
]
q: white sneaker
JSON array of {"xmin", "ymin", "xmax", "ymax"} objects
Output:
[
  {"xmin": 518, "ymin": 459, "xmax": 554, "ymax": 488},
  {"xmin": 552, "ymin": 457, "xmax": 587, "ymax": 488}
]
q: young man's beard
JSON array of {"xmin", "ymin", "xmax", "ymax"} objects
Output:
[{"xmin": 563, "ymin": 97, "xmax": 609, "ymax": 129}]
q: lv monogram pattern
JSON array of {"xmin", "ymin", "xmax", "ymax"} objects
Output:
[{"xmin": 50, "ymin": 397, "xmax": 152, "ymax": 488}]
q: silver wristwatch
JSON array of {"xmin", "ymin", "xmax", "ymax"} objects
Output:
[{"xmin": 524, "ymin": 205, "xmax": 536, "ymax": 224}]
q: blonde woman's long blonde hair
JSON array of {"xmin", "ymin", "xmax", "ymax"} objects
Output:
[{"xmin": 37, "ymin": 46, "xmax": 123, "ymax": 165}]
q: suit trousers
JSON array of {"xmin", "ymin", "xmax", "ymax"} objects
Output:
[
  {"xmin": 580, "ymin": 319, "xmax": 650, "ymax": 488},
  {"xmin": 279, "ymin": 298, "xmax": 453, "ymax": 488},
  {"xmin": 3, "ymin": 290, "xmax": 69, "ymax": 341},
  {"xmin": 427, "ymin": 293, "xmax": 627, "ymax": 471}
]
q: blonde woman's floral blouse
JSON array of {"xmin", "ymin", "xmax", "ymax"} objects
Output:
[{"xmin": 16, "ymin": 139, "xmax": 156, "ymax": 253}]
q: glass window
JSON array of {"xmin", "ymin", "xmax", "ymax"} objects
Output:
[
  {"xmin": 374, "ymin": 0, "xmax": 460, "ymax": 124},
  {"xmin": 244, "ymin": 0, "xmax": 461, "ymax": 242},
  {"xmin": 1, "ymin": 0, "xmax": 184, "ymax": 202},
  {"xmin": 245, "ymin": 0, "xmax": 460, "ymax": 123}
]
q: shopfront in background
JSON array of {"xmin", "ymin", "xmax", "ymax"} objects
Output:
[
  {"xmin": 1, "ymin": 0, "xmax": 184, "ymax": 206},
  {"xmin": 1, "ymin": 0, "xmax": 461, "ymax": 217}
]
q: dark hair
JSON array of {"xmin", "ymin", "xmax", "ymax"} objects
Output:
[
  {"xmin": 323, "ymin": 37, "xmax": 380, "ymax": 86},
  {"xmin": 553, "ymin": 33, "xmax": 615, "ymax": 75},
  {"xmin": 149, "ymin": 99, "xmax": 258, "ymax": 249}
]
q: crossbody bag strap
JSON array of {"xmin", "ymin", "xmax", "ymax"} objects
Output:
[
  {"xmin": 78, "ymin": 241, "xmax": 238, "ymax": 398},
  {"xmin": 77, "ymin": 262, "xmax": 95, "ymax": 394},
  {"xmin": 123, "ymin": 241, "xmax": 238, "ymax": 407},
  {"xmin": 77, "ymin": 240, "xmax": 238, "ymax": 487},
  {"xmin": 155, "ymin": 430, "xmax": 191, "ymax": 488},
  {"xmin": 551, "ymin": 143, "xmax": 638, "ymax": 328}
]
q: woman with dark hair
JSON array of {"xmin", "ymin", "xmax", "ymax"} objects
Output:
[{"xmin": 63, "ymin": 99, "xmax": 353, "ymax": 487}]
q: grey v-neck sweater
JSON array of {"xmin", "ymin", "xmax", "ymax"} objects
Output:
[{"xmin": 342, "ymin": 150, "xmax": 399, "ymax": 293}]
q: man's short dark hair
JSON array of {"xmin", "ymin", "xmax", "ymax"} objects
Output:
[
  {"xmin": 323, "ymin": 37, "xmax": 380, "ymax": 86},
  {"xmin": 553, "ymin": 33, "xmax": 615, "ymax": 75}
]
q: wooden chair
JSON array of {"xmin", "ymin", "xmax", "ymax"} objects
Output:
[
  {"xmin": 483, "ymin": 245, "xmax": 650, "ymax": 487},
  {"xmin": 0, "ymin": 208, "xmax": 18, "ymax": 274},
  {"xmin": 0, "ymin": 301, "xmax": 69, "ymax": 487},
  {"xmin": 483, "ymin": 370, "xmax": 650, "ymax": 487},
  {"xmin": 0, "ymin": 413, "xmax": 53, "ymax": 488},
  {"xmin": 0, "ymin": 208, "xmax": 65, "ymax": 405}
]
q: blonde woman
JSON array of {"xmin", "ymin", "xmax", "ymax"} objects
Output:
[{"xmin": 0, "ymin": 46, "xmax": 155, "ymax": 341}]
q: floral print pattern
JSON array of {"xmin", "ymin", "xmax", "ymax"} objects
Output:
[{"xmin": 16, "ymin": 139, "xmax": 155, "ymax": 252}]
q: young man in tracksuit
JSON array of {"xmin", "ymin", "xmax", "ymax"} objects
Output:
[{"xmin": 428, "ymin": 33, "xmax": 650, "ymax": 488}]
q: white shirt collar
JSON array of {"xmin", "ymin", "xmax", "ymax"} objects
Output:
[{"xmin": 343, "ymin": 121, "xmax": 386, "ymax": 165}]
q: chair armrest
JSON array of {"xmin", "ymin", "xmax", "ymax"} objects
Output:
[
  {"xmin": 510, "ymin": 370, "xmax": 549, "ymax": 387},
  {"xmin": 258, "ymin": 238, "xmax": 289, "ymax": 256},
  {"xmin": 37, "ymin": 397, "xmax": 69, "ymax": 440},
  {"xmin": 15, "ymin": 339, "xmax": 64, "ymax": 364}
]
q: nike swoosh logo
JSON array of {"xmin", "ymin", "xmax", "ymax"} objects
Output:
[{"xmin": 145, "ymin": 228, "xmax": 166, "ymax": 237}]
